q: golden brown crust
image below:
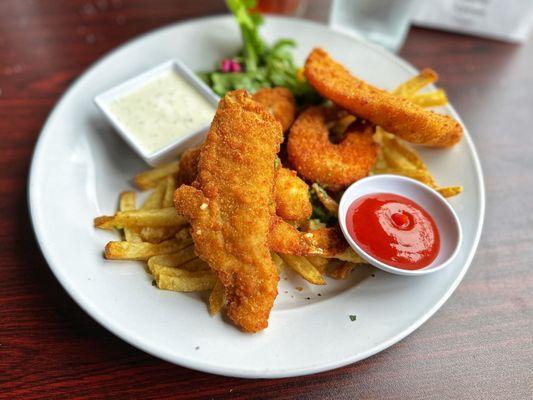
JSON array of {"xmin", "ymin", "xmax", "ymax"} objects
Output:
[
  {"xmin": 304, "ymin": 48, "xmax": 462, "ymax": 147},
  {"xmin": 274, "ymin": 167, "xmax": 312, "ymax": 223},
  {"xmin": 176, "ymin": 146, "xmax": 201, "ymax": 186},
  {"xmin": 253, "ymin": 87, "xmax": 296, "ymax": 133},
  {"xmin": 287, "ymin": 106, "xmax": 378, "ymax": 190},
  {"xmin": 174, "ymin": 90, "xmax": 283, "ymax": 333},
  {"xmin": 269, "ymin": 217, "xmax": 347, "ymax": 256}
]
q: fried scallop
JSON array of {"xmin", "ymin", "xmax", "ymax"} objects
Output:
[
  {"xmin": 287, "ymin": 106, "xmax": 378, "ymax": 191},
  {"xmin": 304, "ymin": 48, "xmax": 462, "ymax": 147}
]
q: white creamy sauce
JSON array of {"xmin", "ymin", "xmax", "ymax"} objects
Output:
[{"xmin": 108, "ymin": 70, "xmax": 215, "ymax": 154}]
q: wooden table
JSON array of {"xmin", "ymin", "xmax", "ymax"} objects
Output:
[{"xmin": 1, "ymin": 1, "xmax": 531, "ymax": 398}]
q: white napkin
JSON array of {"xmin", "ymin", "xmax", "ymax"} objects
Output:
[{"xmin": 413, "ymin": 0, "xmax": 533, "ymax": 43}]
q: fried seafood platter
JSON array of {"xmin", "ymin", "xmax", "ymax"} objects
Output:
[{"xmin": 94, "ymin": 45, "xmax": 464, "ymax": 333}]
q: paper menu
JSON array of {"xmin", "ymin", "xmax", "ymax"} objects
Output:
[{"xmin": 413, "ymin": 0, "xmax": 533, "ymax": 43}]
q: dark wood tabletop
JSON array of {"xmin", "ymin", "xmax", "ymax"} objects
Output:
[{"xmin": 1, "ymin": 1, "xmax": 532, "ymax": 399}]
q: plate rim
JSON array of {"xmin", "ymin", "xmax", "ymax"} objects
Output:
[{"xmin": 28, "ymin": 14, "xmax": 486, "ymax": 378}]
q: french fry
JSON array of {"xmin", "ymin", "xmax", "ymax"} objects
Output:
[
  {"xmin": 279, "ymin": 254, "xmax": 326, "ymax": 285},
  {"xmin": 119, "ymin": 191, "xmax": 142, "ymax": 243},
  {"xmin": 140, "ymin": 226, "xmax": 182, "ymax": 243},
  {"xmin": 328, "ymin": 262, "xmax": 357, "ymax": 279},
  {"xmin": 94, "ymin": 208, "xmax": 186, "ymax": 230},
  {"xmin": 155, "ymin": 269, "xmax": 216, "ymax": 292},
  {"xmin": 271, "ymin": 252, "xmax": 286, "ymax": 272},
  {"xmin": 141, "ymin": 180, "xmax": 166, "ymax": 209},
  {"xmin": 330, "ymin": 248, "xmax": 365, "ymax": 264},
  {"xmin": 147, "ymin": 246, "xmax": 197, "ymax": 271},
  {"xmin": 162, "ymin": 175, "xmax": 176, "ymax": 208},
  {"xmin": 306, "ymin": 255, "xmax": 329, "ymax": 274},
  {"xmin": 411, "ymin": 89, "xmax": 448, "ymax": 108},
  {"xmin": 134, "ymin": 160, "xmax": 180, "ymax": 190},
  {"xmin": 393, "ymin": 68, "xmax": 438, "ymax": 98},
  {"xmin": 209, "ymin": 279, "xmax": 226, "ymax": 315},
  {"xmin": 312, "ymin": 183, "xmax": 339, "ymax": 214},
  {"xmin": 436, "ymin": 185, "xmax": 463, "ymax": 198},
  {"xmin": 105, "ymin": 239, "xmax": 182, "ymax": 261}
]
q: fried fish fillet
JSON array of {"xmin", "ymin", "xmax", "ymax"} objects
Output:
[
  {"xmin": 177, "ymin": 147, "xmax": 312, "ymax": 224},
  {"xmin": 174, "ymin": 90, "xmax": 283, "ymax": 333},
  {"xmin": 304, "ymin": 48, "xmax": 462, "ymax": 147}
]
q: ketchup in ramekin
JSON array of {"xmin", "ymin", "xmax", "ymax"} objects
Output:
[{"xmin": 346, "ymin": 193, "xmax": 440, "ymax": 270}]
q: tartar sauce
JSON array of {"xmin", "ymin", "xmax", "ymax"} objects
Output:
[{"xmin": 108, "ymin": 70, "xmax": 215, "ymax": 154}]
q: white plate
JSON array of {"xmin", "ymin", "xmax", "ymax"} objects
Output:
[{"xmin": 28, "ymin": 15, "xmax": 485, "ymax": 378}]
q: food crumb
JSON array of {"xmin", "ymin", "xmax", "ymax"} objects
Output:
[
  {"xmin": 200, "ymin": 203, "xmax": 208, "ymax": 210},
  {"xmin": 284, "ymin": 290, "xmax": 288, "ymax": 294},
  {"xmin": 195, "ymin": 346, "xmax": 200, "ymax": 350},
  {"xmin": 196, "ymin": 229, "xmax": 202, "ymax": 235},
  {"xmin": 304, "ymin": 232, "xmax": 313, "ymax": 239},
  {"xmin": 296, "ymin": 287, "xmax": 303, "ymax": 291},
  {"xmin": 349, "ymin": 315, "xmax": 357, "ymax": 322},
  {"xmin": 371, "ymin": 274, "xmax": 375, "ymax": 277},
  {"xmin": 317, "ymin": 293, "xmax": 322, "ymax": 296},
  {"xmin": 306, "ymin": 297, "xmax": 311, "ymax": 300},
  {"xmin": 151, "ymin": 280, "xmax": 157, "ymax": 287}
]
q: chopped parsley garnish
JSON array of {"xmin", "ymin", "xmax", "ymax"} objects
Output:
[{"xmin": 349, "ymin": 315, "xmax": 357, "ymax": 322}]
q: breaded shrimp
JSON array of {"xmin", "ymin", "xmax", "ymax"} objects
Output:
[
  {"xmin": 287, "ymin": 106, "xmax": 378, "ymax": 191},
  {"xmin": 304, "ymin": 48, "xmax": 462, "ymax": 147},
  {"xmin": 253, "ymin": 87, "xmax": 296, "ymax": 133},
  {"xmin": 174, "ymin": 90, "xmax": 283, "ymax": 333},
  {"xmin": 274, "ymin": 166, "xmax": 312, "ymax": 224}
]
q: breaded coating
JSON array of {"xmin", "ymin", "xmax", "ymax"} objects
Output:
[
  {"xmin": 304, "ymin": 48, "xmax": 462, "ymax": 147},
  {"xmin": 287, "ymin": 106, "xmax": 377, "ymax": 191},
  {"xmin": 274, "ymin": 167, "xmax": 312, "ymax": 223},
  {"xmin": 177, "ymin": 149, "xmax": 312, "ymax": 224},
  {"xmin": 174, "ymin": 90, "xmax": 283, "ymax": 333},
  {"xmin": 269, "ymin": 217, "xmax": 347, "ymax": 256},
  {"xmin": 253, "ymin": 87, "xmax": 296, "ymax": 133},
  {"xmin": 176, "ymin": 146, "xmax": 200, "ymax": 185}
]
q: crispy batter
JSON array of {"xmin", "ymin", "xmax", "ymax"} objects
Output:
[
  {"xmin": 274, "ymin": 166, "xmax": 312, "ymax": 223},
  {"xmin": 287, "ymin": 106, "xmax": 377, "ymax": 190},
  {"xmin": 178, "ymin": 148, "xmax": 312, "ymax": 223},
  {"xmin": 174, "ymin": 90, "xmax": 283, "ymax": 333},
  {"xmin": 269, "ymin": 217, "xmax": 347, "ymax": 257},
  {"xmin": 176, "ymin": 146, "xmax": 201, "ymax": 185},
  {"xmin": 304, "ymin": 48, "xmax": 462, "ymax": 147},
  {"xmin": 253, "ymin": 87, "xmax": 296, "ymax": 133}
]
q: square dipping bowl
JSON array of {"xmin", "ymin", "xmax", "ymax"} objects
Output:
[{"xmin": 94, "ymin": 60, "xmax": 219, "ymax": 166}]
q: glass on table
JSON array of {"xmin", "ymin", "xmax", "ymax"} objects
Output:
[{"xmin": 329, "ymin": 0, "xmax": 421, "ymax": 52}]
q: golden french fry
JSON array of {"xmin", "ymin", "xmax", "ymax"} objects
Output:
[
  {"xmin": 134, "ymin": 160, "xmax": 180, "ymax": 190},
  {"xmin": 330, "ymin": 248, "xmax": 365, "ymax": 264},
  {"xmin": 179, "ymin": 257, "xmax": 210, "ymax": 271},
  {"xmin": 279, "ymin": 254, "xmax": 326, "ymax": 285},
  {"xmin": 209, "ymin": 279, "xmax": 226, "ymax": 315},
  {"xmin": 175, "ymin": 227, "xmax": 192, "ymax": 242},
  {"xmin": 436, "ymin": 186, "xmax": 463, "ymax": 198},
  {"xmin": 328, "ymin": 262, "xmax": 357, "ymax": 279},
  {"xmin": 312, "ymin": 183, "xmax": 339, "ymax": 214},
  {"xmin": 94, "ymin": 208, "xmax": 186, "ymax": 230},
  {"xmin": 147, "ymin": 246, "xmax": 197, "ymax": 271},
  {"xmin": 271, "ymin": 253, "xmax": 286, "ymax": 272},
  {"xmin": 140, "ymin": 226, "xmax": 182, "ymax": 243},
  {"xmin": 105, "ymin": 239, "xmax": 182, "ymax": 261},
  {"xmin": 155, "ymin": 269, "xmax": 216, "ymax": 292},
  {"xmin": 119, "ymin": 191, "xmax": 142, "ymax": 243},
  {"xmin": 393, "ymin": 68, "xmax": 438, "ymax": 98},
  {"xmin": 306, "ymin": 255, "xmax": 329, "ymax": 274},
  {"xmin": 141, "ymin": 180, "xmax": 166, "ymax": 210},
  {"xmin": 162, "ymin": 175, "xmax": 176, "ymax": 208},
  {"xmin": 410, "ymin": 89, "xmax": 448, "ymax": 108}
]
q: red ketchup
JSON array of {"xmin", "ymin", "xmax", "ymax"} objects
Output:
[{"xmin": 346, "ymin": 193, "xmax": 440, "ymax": 270}]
